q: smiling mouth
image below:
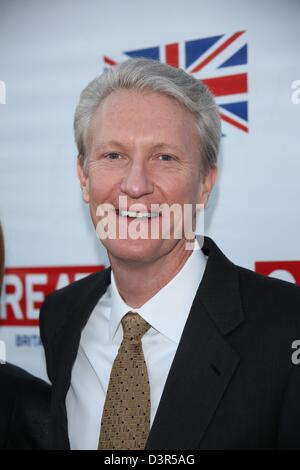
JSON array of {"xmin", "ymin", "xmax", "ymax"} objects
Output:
[{"xmin": 116, "ymin": 209, "xmax": 160, "ymax": 219}]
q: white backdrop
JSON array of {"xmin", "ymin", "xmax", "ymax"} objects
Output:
[{"xmin": 0, "ymin": 0, "xmax": 299, "ymax": 381}]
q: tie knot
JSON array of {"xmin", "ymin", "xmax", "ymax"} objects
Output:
[{"xmin": 121, "ymin": 311, "xmax": 151, "ymax": 343}]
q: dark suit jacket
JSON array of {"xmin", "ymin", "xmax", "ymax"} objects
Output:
[
  {"xmin": 39, "ymin": 236, "xmax": 300, "ymax": 450},
  {"xmin": 0, "ymin": 362, "xmax": 51, "ymax": 449}
]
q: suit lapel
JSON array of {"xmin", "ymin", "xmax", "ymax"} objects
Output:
[
  {"xmin": 145, "ymin": 235, "xmax": 245, "ymax": 449},
  {"xmin": 145, "ymin": 296, "xmax": 241, "ymax": 450}
]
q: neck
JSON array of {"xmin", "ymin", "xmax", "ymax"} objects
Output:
[{"xmin": 108, "ymin": 238, "xmax": 195, "ymax": 308}]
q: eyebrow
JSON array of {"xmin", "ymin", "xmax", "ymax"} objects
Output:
[{"xmin": 93, "ymin": 140, "xmax": 184, "ymax": 155}]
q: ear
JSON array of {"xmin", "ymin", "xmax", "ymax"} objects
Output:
[
  {"xmin": 197, "ymin": 166, "xmax": 218, "ymax": 206},
  {"xmin": 77, "ymin": 157, "xmax": 90, "ymax": 204}
]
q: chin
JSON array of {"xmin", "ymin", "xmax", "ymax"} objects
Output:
[{"xmin": 102, "ymin": 238, "xmax": 164, "ymax": 263}]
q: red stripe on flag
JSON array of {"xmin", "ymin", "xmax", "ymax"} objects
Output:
[
  {"xmin": 202, "ymin": 73, "xmax": 248, "ymax": 97},
  {"xmin": 191, "ymin": 30, "xmax": 245, "ymax": 73},
  {"xmin": 103, "ymin": 56, "xmax": 118, "ymax": 66},
  {"xmin": 165, "ymin": 43, "xmax": 179, "ymax": 68},
  {"xmin": 220, "ymin": 112, "xmax": 248, "ymax": 133}
]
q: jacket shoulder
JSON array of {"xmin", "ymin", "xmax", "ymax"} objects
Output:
[
  {"xmin": 237, "ymin": 264, "xmax": 300, "ymax": 326},
  {"xmin": 39, "ymin": 267, "xmax": 110, "ymax": 339}
]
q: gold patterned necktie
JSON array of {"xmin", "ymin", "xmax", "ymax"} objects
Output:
[{"xmin": 98, "ymin": 311, "xmax": 151, "ymax": 450}]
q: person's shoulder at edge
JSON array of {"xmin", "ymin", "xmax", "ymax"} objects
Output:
[
  {"xmin": 0, "ymin": 362, "xmax": 50, "ymax": 407},
  {"xmin": 0, "ymin": 362, "xmax": 51, "ymax": 450}
]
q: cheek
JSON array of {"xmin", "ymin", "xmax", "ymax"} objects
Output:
[
  {"xmin": 88, "ymin": 171, "xmax": 116, "ymax": 201},
  {"xmin": 89, "ymin": 183, "xmax": 103, "ymax": 202},
  {"xmin": 162, "ymin": 175, "xmax": 201, "ymax": 204}
]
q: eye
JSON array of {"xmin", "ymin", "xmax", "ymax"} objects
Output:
[
  {"xmin": 105, "ymin": 152, "xmax": 121, "ymax": 160},
  {"xmin": 158, "ymin": 154, "xmax": 174, "ymax": 161}
]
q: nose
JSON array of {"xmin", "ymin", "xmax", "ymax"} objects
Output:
[{"xmin": 120, "ymin": 160, "xmax": 154, "ymax": 199}]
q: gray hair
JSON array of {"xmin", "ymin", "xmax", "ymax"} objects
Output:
[{"xmin": 74, "ymin": 57, "xmax": 221, "ymax": 179}]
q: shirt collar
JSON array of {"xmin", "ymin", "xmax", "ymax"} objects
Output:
[{"xmin": 109, "ymin": 237, "xmax": 207, "ymax": 344}]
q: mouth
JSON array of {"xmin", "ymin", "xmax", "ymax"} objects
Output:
[{"xmin": 115, "ymin": 208, "xmax": 160, "ymax": 219}]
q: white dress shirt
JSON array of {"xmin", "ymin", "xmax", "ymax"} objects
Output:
[{"xmin": 66, "ymin": 238, "xmax": 207, "ymax": 450}]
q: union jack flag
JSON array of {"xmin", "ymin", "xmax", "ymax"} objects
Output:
[{"xmin": 103, "ymin": 31, "xmax": 248, "ymax": 134}]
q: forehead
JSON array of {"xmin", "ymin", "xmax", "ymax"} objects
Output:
[{"xmin": 88, "ymin": 89, "xmax": 199, "ymax": 152}]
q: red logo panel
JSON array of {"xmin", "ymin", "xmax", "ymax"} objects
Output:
[
  {"xmin": 255, "ymin": 261, "xmax": 300, "ymax": 285},
  {"xmin": 0, "ymin": 265, "xmax": 105, "ymax": 326}
]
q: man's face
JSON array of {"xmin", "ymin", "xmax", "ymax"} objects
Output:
[{"xmin": 77, "ymin": 89, "xmax": 216, "ymax": 264}]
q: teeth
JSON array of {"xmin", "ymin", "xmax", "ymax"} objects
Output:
[{"xmin": 118, "ymin": 209, "xmax": 160, "ymax": 218}]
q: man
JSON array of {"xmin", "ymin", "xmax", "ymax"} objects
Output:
[{"xmin": 40, "ymin": 58, "xmax": 300, "ymax": 450}]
